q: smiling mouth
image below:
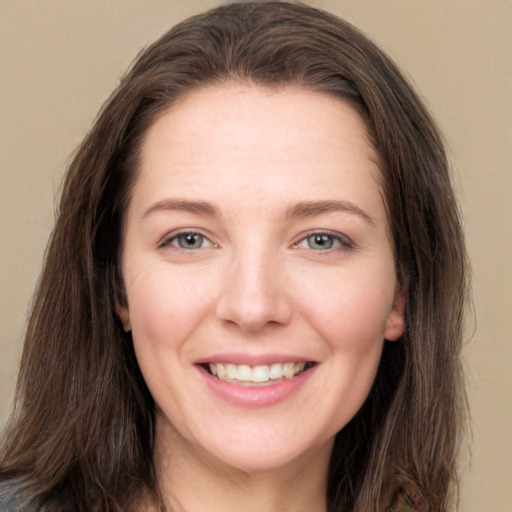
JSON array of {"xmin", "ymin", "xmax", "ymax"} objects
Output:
[{"xmin": 202, "ymin": 362, "xmax": 315, "ymax": 386}]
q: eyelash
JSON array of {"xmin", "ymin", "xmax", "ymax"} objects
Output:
[
  {"xmin": 159, "ymin": 229, "xmax": 354, "ymax": 254},
  {"xmin": 292, "ymin": 230, "xmax": 355, "ymax": 253},
  {"xmin": 159, "ymin": 229, "xmax": 216, "ymax": 250}
]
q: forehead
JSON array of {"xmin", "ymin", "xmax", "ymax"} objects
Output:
[
  {"xmin": 143, "ymin": 82, "xmax": 377, "ymax": 161},
  {"xmin": 132, "ymin": 83, "xmax": 384, "ymax": 221}
]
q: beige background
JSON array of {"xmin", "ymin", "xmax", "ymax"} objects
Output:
[{"xmin": 1, "ymin": 1, "xmax": 510, "ymax": 509}]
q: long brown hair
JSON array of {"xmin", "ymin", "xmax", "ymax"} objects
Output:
[{"xmin": 0, "ymin": 2, "xmax": 468, "ymax": 511}]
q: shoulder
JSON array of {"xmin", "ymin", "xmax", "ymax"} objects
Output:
[
  {"xmin": 0, "ymin": 480, "xmax": 21, "ymax": 512},
  {"xmin": 387, "ymin": 489, "xmax": 422, "ymax": 512},
  {"xmin": 0, "ymin": 495, "xmax": 17, "ymax": 512}
]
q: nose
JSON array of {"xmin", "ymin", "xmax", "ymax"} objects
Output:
[{"xmin": 215, "ymin": 250, "xmax": 293, "ymax": 332}]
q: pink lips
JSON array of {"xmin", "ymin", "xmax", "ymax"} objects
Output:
[
  {"xmin": 197, "ymin": 358, "xmax": 316, "ymax": 408},
  {"xmin": 196, "ymin": 352, "xmax": 313, "ymax": 366}
]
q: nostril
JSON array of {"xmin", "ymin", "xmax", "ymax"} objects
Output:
[
  {"xmin": 215, "ymin": 285, "xmax": 294, "ymax": 332},
  {"xmin": 213, "ymin": 254, "xmax": 295, "ymax": 332}
]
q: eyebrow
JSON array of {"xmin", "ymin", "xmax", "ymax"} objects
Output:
[
  {"xmin": 142, "ymin": 198, "xmax": 374, "ymax": 225},
  {"xmin": 285, "ymin": 200, "xmax": 374, "ymax": 225},
  {"xmin": 142, "ymin": 198, "xmax": 218, "ymax": 219}
]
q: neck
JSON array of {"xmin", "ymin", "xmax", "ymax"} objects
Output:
[{"xmin": 151, "ymin": 419, "xmax": 331, "ymax": 512}]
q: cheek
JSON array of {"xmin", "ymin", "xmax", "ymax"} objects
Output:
[
  {"xmin": 298, "ymin": 265, "xmax": 395, "ymax": 352},
  {"xmin": 125, "ymin": 263, "xmax": 217, "ymax": 350}
]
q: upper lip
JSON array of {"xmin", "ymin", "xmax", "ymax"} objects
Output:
[{"xmin": 195, "ymin": 352, "xmax": 316, "ymax": 366}]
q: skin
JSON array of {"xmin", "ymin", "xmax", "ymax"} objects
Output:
[{"xmin": 118, "ymin": 83, "xmax": 405, "ymax": 512}]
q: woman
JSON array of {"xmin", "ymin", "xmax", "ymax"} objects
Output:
[{"xmin": 0, "ymin": 2, "xmax": 468, "ymax": 511}]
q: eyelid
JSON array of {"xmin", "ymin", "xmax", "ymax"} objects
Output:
[
  {"xmin": 292, "ymin": 229, "xmax": 355, "ymax": 251},
  {"xmin": 158, "ymin": 228, "xmax": 218, "ymax": 249}
]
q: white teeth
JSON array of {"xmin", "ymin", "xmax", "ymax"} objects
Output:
[
  {"xmin": 282, "ymin": 362, "xmax": 295, "ymax": 378},
  {"xmin": 217, "ymin": 363, "xmax": 226, "ymax": 380},
  {"xmin": 269, "ymin": 363, "xmax": 283, "ymax": 380},
  {"xmin": 252, "ymin": 365, "xmax": 270, "ymax": 382},
  {"xmin": 237, "ymin": 365, "xmax": 252, "ymax": 381},
  {"xmin": 226, "ymin": 364, "xmax": 238, "ymax": 380},
  {"xmin": 207, "ymin": 362, "xmax": 308, "ymax": 384}
]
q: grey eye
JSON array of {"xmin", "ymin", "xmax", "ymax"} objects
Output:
[
  {"xmin": 176, "ymin": 233, "xmax": 205, "ymax": 249},
  {"xmin": 307, "ymin": 234, "xmax": 335, "ymax": 250}
]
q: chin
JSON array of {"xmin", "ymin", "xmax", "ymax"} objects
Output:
[{"xmin": 196, "ymin": 431, "xmax": 335, "ymax": 475}]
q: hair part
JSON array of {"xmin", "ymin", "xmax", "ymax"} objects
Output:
[{"xmin": 0, "ymin": 2, "xmax": 468, "ymax": 511}]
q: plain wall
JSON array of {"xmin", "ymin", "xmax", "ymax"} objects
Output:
[{"xmin": 1, "ymin": 1, "xmax": 510, "ymax": 510}]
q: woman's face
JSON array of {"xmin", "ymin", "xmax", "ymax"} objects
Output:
[{"xmin": 118, "ymin": 84, "xmax": 405, "ymax": 473}]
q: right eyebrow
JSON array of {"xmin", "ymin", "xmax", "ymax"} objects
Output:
[
  {"xmin": 285, "ymin": 199, "xmax": 374, "ymax": 225},
  {"xmin": 142, "ymin": 198, "xmax": 218, "ymax": 219}
]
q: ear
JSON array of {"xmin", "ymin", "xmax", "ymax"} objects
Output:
[
  {"xmin": 115, "ymin": 298, "xmax": 131, "ymax": 332},
  {"xmin": 383, "ymin": 284, "xmax": 406, "ymax": 341},
  {"xmin": 114, "ymin": 270, "xmax": 131, "ymax": 332}
]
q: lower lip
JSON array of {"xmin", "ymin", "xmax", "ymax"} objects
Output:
[{"xmin": 198, "ymin": 365, "xmax": 315, "ymax": 408}]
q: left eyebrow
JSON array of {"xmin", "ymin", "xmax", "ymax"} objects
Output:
[
  {"xmin": 285, "ymin": 200, "xmax": 374, "ymax": 225},
  {"xmin": 142, "ymin": 198, "xmax": 219, "ymax": 219}
]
